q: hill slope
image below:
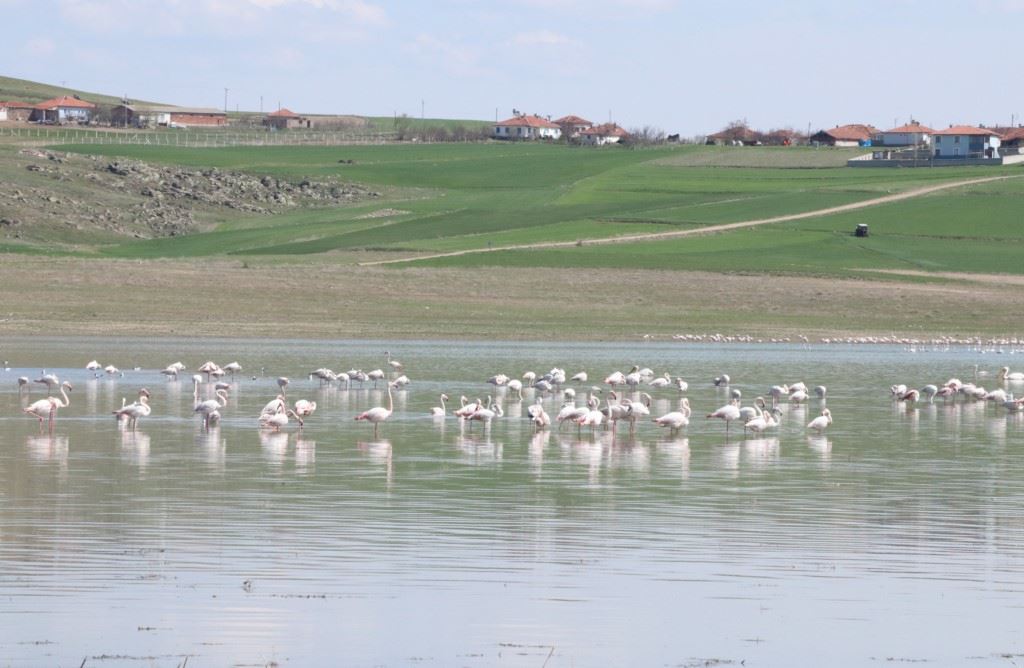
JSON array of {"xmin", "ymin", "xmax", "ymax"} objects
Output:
[{"xmin": 0, "ymin": 74, "xmax": 164, "ymax": 106}]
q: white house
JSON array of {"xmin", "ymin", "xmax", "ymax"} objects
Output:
[
  {"xmin": 31, "ymin": 95, "xmax": 96, "ymax": 123},
  {"xmin": 493, "ymin": 114, "xmax": 561, "ymax": 140},
  {"xmin": 554, "ymin": 114, "xmax": 593, "ymax": 139},
  {"xmin": 579, "ymin": 123, "xmax": 630, "ymax": 146},
  {"xmin": 879, "ymin": 121, "xmax": 934, "ymax": 147},
  {"xmin": 932, "ymin": 125, "xmax": 1001, "ymax": 159}
]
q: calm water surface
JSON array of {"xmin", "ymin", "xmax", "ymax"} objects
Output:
[{"xmin": 2, "ymin": 338, "xmax": 1024, "ymax": 667}]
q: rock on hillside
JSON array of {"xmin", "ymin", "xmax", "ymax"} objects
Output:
[{"xmin": 0, "ymin": 149, "xmax": 379, "ymax": 242}]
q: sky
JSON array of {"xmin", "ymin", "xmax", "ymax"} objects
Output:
[{"xmin": 3, "ymin": 0, "xmax": 1024, "ymax": 134}]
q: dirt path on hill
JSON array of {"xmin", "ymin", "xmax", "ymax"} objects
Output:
[{"xmin": 359, "ymin": 173, "xmax": 1021, "ymax": 267}]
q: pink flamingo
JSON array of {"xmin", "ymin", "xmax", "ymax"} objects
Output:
[
  {"xmin": 355, "ymin": 383, "xmax": 393, "ymax": 436},
  {"xmin": 24, "ymin": 381, "xmax": 72, "ymax": 430}
]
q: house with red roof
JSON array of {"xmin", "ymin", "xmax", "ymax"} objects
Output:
[
  {"xmin": 879, "ymin": 120, "xmax": 934, "ymax": 147},
  {"xmin": 1000, "ymin": 127, "xmax": 1024, "ymax": 148},
  {"xmin": 31, "ymin": 95, "xmax": 97, "ymax": 123},
  {"xmin": 0, "ymin": 100, "xmax": 34, "ymax": 122},
  {"xmin": 554, "ymin": 114, "xmax": 592, "ymax": 139},
  {"xmin": 579, "ymin": 123, "xmax": 630, "ymax": 146},
  {"xmin": 932, "ymin": 125, "xmax": 1002, "ymax": 159},
  {"xmin": 493, "ymin": 114, "xmax": 561, "ymax": 140},
  {"xmin": 809, "ymin": 124, "xmax": 879, "ymax": 147},
  {"xmin": 264, "ymin": 108, "xmax": 310, "ymax": 130}
]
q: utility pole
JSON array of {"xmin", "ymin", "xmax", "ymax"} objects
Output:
[
  {"xmin": 224, "ymin": 87, "xmax": 229, "ymax": 114},
  {"xmin": 421, "ymin": 99, "xmax": 425, "ymax": 120},
  {"xmin": 260, "ymin": 96, "xmax": 263, "ymax": 114}
]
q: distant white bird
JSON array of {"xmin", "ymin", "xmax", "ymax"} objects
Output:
[
  {"xmin": 195, "ymin": 389, "xmax": 229, "ymax": 429},
  {"xmin": 707, "ymin": 399, "xmax": 742, "ymax": 435},
  {"xmin": 390, "ymin": 375, "xmax": 411, "ymax": 389},
  {"xmin": 260, "ymin": 394, "xmax": 287, "ymax": 417},
  {"xmin": 713, "ymin": 374, "xmax": 731, "ymax": 387},
  {"xmin": 998, "ymin": 366, "xmax": 1024, "ymax": 382},
  {"xmin": 430, "ymin": 394, "xmax": 449, "ymax": 417},
  {"xmin": 260, "ymin": 408, "xmax": 303, "ymax": 431},
  {"xmin": 104, "ymin": 364, "xmax": 120, "ymax": 376},
  {"xmin": 648, "ymin": 372, "xmax": 672, "ymax": 388},
  {"xmin": 366, "ymin": 369, "xmax": 386, "ymax": 388},
  {"xmin": 355, "ymin": 383, "xmax": 393, "ymax": 436},
  {"xmin": 653, "ymin": 397, "xmax": 691, "ymax": 435},
  {"xmin": 114, "ymin": 392, "xmax": 152, "ymax": 430},
  {"xmin": 17, "ymin": 376, "xmax": 30, "ymax": 393},
  {"xmin": 487, "ymin": 373, "xmax": 509, "ymax": 387},
  {"xmin": 34, "ymin": 373, "xmax": 60, "ymax": 392},
  {"xmin": 85, "ymin": 360, "xmax": 101, "ymax": 371},
  {"xmin": 293, "ymin": 399, "xmax": 317, "ymax": 417},
  {"xmin": 24, "ymin": 381, "xmax": 72, "ymax": 428},
  {"xmin": 384, "ymin": 350, "xmax": 404, "ymax": 371},
  {"xmin": 571, "ymin": 371, "xmax": 588, "ymax": 383},
  {"xmin": 807, "ymin": 408, "xmax": 833, "ymax": 433},
  {"xmin": 223, "ymin": 362, "xmax": 243, "ymax": 378}
]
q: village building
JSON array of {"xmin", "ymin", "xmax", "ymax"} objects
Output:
[
  {"xmin": 554, "ymin": 114, "xmax": 593, "ymax": 139},
  {"xmin": 579, "ymin": 123, "xmax": 630, "ymax": 146},
  {"xmin": 706, "ymin": 124, "xmax": 761, "ymax": 146},
  {"xmin": 111, "ymin": 104, "xmax": 228, "ymax": 127},
  {"xmin": 31, "ymin": 95, "xmax": 96, "ymax": 124},
  {"xmin": 932, "ymin": 125, "xmax": 1001, "ymax": 159},
  {"xmin": 878, "ymin": 121, "xmax": 934, "ymax": 146},
  {"xmin": 1000, "ymin": 127, "xmax": 1024, "ymax": 149},
  {"xmin": 809, "ymin": 124, "xmax": 879, "ymax": 147},
  {"xmin": 0, "ymin": 101, "xmax": 34, "ymax": 122},
  {"xmin": 264, "ymin": 108, "xmax": 311, "ymax": 129},
  {"xmin": 493, "ymin": 114, "xmax": 561, "ymax": 140}
]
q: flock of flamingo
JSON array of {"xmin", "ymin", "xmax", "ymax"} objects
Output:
[{"xmin": 13, "ymin": 348, "xmax": 1024, "ymax": 441}]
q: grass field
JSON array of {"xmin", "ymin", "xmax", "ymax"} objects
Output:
[
  {"xmin": 0, "ymin": 74, "xmax": 162, "ymax": 106},
  {"xmin": 3, "ymin": 139, "xmax": 1024, "ymax": 339}
]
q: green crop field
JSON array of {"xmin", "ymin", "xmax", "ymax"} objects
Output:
[{"xmin": 47, "ymin": 142, "xmax": 1022, "ymax": 276}]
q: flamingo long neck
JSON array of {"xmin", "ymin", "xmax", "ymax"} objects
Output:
[
  {"xmin": 386, "ymin": 384, "xmax": 393, "ymax": 413},
  {"xmin": 56, "ymin": 385, "xmax": 70, "ymax": 408},
  {"xmin": 216, "ymin": 390, "xmax": 228, "ymax": 407},
  {"xmin": 440, "ymin": 395, "xmax": 447, "ymax": 412}
]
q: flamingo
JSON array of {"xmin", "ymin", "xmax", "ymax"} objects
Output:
[
  {"xmin": 789, "ymin": 388, "xmax": 809, "ymax": 404},
  {"xmin": 17, "ymin": 376, "xmax": 30, "ymax": 393},
  {"xmin": 390, "ymin": 375, "xmax": 411, "ymax": 389},
  {"xmin": 198, "ymin": 361, "xmax": 220, "ymax": 381},
  {"xmin": 24, "ymin": 381, "xmax": 72, "ymax": 429},
  {"xmin": 814, "ymin": 386, "xmax": 827, "ymax": 400},
  {"xmin": 522, "ymin": 371, "xmax": 537, "ymax": 385},
  {"xmin": 571, "ymin": 371, "xmax": 588, "ymax": 383},
  {"xmin": 556, "ymin": 400, "xmax": 586, "ymax": 430},
  {"xmin": 807, "ymin": 408, "xmax": 833, "ymax": 433},
  {"xmin": 293, "ymin": 399, "xmax": 317, "ymax": 417},
  {"xmin": 648, "ymin": 372, "xmax": 672, "ymax": 388},
  {"xmin": 384, "ymin": 351, "xmax": 403, "ymax": 371},
  {"xmin": 604, "ymin": 370, "xmax": 626, "ymax": 387},
  {"xmin": 366, "ymin": 369, "xmax": 385, "ymax": 388},
  {"xmin": 277, "ymin": 377, "xmax": 290, "ymax": 396},
  {"xmin": 160, "ymin": 366, "xmax": 179, "ymax": 380},
  {"xmin": 713, "ymin": 374, "xmax": 730, "ymax": 387},
  {"xmin": 430, "ymin": 394, "xmax": 449, "ymax": 417},
  {"xmin": 674, "ymin": 377, "xmax": 689, "ymax": 393},
  {"xmin": 355, "ymin": 382, "xmax": 393, "ymax": 436},
  {"xmin": 576, "ymin": 401, "xmax": 604, "ymax": 435},
  {"xmin": 104, "ymin": 364, "xmax": 120, "ymax": 376},
  {"xmin": 260, "ymin": 394, "xmax": 287, "ymax": 417},
  {"xmin": 85, "ymin": 360, "xmax": 101, "ymax": 371},
  {"xmin": 625, "ymin": 392, "xmax": 652, "ymax": 432},
  {"xmin": 998, "ymin": 366, "xmax": 1024, "ymax": 382},
  {"xmin": 466, "ymin": 399, "xmax": 503, "ymax": 430},
  {"xmin": 195, "ymin": 389, "xmax": 229, "ymax": 429},
  {"xmin": 260, "ymin": 408, "xmax": 304, "ymax": 431},
  {"xmin": 653, "ymin": 397, "xmax": 691, "ymax": 435},
  {"xmin": 604, "ymin": 392, "xmax": 630, "ymax": 431},
  {"xmin": 506, "ymin": 379, "xmax": 524, "ymax": 400},
  {"xmin": 707, "ymin": 399, "xmax": 742, "ymax": 436},
  {"xmin": 34, "ymin": 373, "xmax": 60, "ymax": 393},
  {"xmin": 487, "ymin": 373, "xmax": 509, "ymax": 387},
  {"xmin": 454, "ymin": 396, "xmax": 484, "ymax": 419},
  {"xmin": 223, "ymin": 362, "xmax": 243, "ymax": 378},
  {"xmin": 624, "ymin": 366, "xmax": 642, "ymax": 389},
  {"xmin": 114, "ymin": 393, "xmax": 151, "ymax": 430}
]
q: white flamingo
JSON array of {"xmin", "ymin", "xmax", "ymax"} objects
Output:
[
  {"xmin": 653, "ymin": 397, "xmax": 691, "ymax": 435},
  {"xmin": 807, "ymin": 408, "xmax": 833, "ymax": 433},
  {"xmin": 384, "ymin": 351, "xmax": 404, "ymax": 371},
  {"xmin": 366, "ymin": 369, "xmax": 385, "ymax": 388},
  {"xmin": 355, "ymin": 383, "xmax": 393, "ymax": 436},
  {"xmin": 223, "ymin": 362, "xmax": 243, "ymax": 378},
  {"xmin": 260, "ymin": 394, "xmax": 287, "ymax": 417},
  {"xmin": 17, "ymin": 376, "xmax": 30, "ymax": 393},
  {"xmin": 466, "ymin": 399, "xmax": 503, "ymax": 430},
  {"xmin": 571, "ymin": 371, "xmax": 588, "ymax": 383},
  {"xmin": 24, "ymin": 381, "xmax": 72, "ymax": 428},
  {"xmin": 648, "ymin": 372, "xmax": 672, "ymax": 388},
  {"xmin": 34, "ymin": 373, "xmax": 60, "ymax": 392},
  {"xmin": 293, "ymin": 399, "xmax": 317, "ymax": 417},
  {"xmin": 195, "ymin": 389, "xmax": 229, "ymax": 429},
  {"xmin": 430, "ymin": 394, "xmax": 449, "ymax": 417},
  {"xmin": 114, "ymin": 394, "xmax": 151, "ymax": 430},
  {"xmin": 85, "ymin": 360, "xmax": 101, "ymax": 371},
  {"xmin": 707, "ymin": 399, "xmax": 741, "ymax": 436},
  {"xmin": 998, "ymin": 366, "xmax": 1024, "ymax": 382},
  {"xmin": 260, "ymin": 408, "xmax": 304, "ymax": 431}
]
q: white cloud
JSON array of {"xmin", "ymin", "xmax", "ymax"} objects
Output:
[{"xmin": 406, "ymin": 34, "xmax": 490, "ymax": 77}]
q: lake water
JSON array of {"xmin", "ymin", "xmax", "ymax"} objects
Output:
[{"xmin": 2, "ymin": 338, "xmax": 1024, "ymax": 667}]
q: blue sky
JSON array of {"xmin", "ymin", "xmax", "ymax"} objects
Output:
[{"xmin": 4, "ymin": 0, "xmax": 1023, "ymax": 134}]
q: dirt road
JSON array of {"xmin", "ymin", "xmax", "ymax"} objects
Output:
[{"xmin": 359, "ymin": 174, "xmax": 1020, "ymax": 267}]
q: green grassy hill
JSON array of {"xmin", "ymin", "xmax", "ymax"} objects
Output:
[
  {"xmin": 39, "ymin": 142, "xmax": 1019, "ymax": 278},
  {"xmin": 0, "ymin": 74, "xmax": 163, "ymax": 106}
]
